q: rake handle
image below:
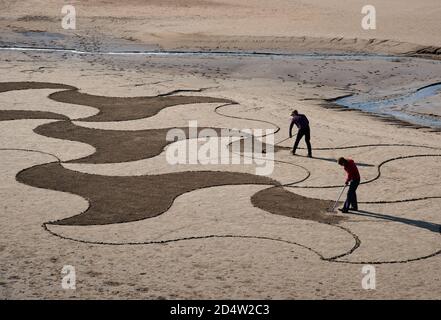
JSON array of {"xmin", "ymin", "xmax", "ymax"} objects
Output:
[{"xmin": 331, "ymin": 185, "xmax": 347, "ymax": 211}]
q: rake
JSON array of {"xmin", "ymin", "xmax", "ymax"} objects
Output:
[
  {"xmin": 262, "ymin": 136, "xmax": 291, "ymax": 154},
  {"xmin": 328, "ymin": 185, "xmax": 347, "ymax": 213},
  {"xmin": 275, "ymin": 136, "xmax": 291, "ymax": 146}
]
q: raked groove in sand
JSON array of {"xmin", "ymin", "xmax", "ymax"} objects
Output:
[{"xmin": 1, "ymin": 81, "xmax": 440, "ymax": 266}]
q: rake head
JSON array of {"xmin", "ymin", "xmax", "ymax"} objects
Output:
[{"xmin": 327, "ymin": 185, "xmax": 347, "ymax": 213}]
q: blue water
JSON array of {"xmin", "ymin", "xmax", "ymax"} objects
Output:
[{"xmin": 335, "ymin": 83, "xmax": 441, "ymax": 128}]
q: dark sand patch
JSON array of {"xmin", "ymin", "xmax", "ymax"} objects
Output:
[
  {"xmin": 17, "ymin": 15, "xmax": 56, "ymax": 22},
  {"xmin": 0, "ymin": 110, "xmax": 68, "ymax": 121},
  {"xmin": 49, "ymin": 89, "xmax": 233, "ymax": 122},
  {"xmin": 0, "ymin": 82, "xmax": 75, "ymax": 93},
  {"xmin": 251, "ymin": 186, "xmax": 345, "ymax": 224},
  {"xmin": 17, "ymin": 163, "xmax": 278, "ymax": 226},
  {"xmin": 34, "ymin": 121, "xmax": 228, "ymax": 163},
  {"xmin": 3, "ymin": 81, "xmax": 339, "ymax": 227},
  {"xmin": 0, "ymin": 81, "xmax": 234, "ymax": 122}
]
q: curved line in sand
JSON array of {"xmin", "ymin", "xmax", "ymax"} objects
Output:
[
  {"xmin": 2, "ymin": 83, "xmax": 440, "ymax": 264},
  {"xmin": 195, "ymin": 101, "xmax": 441, "ymax": 263},
  {"xmin": 39, "ymin": 151, "xmax": 441, "ymax": 265},
  {"xmin": 24, "ymin": 109, "xmax": 441, "ymax": 264},
  {"xmin": 42, "ymin": 208, "xmax": 441, "ymax": 265},
  {"xmin": 42, "ymin": 217, "xmax": 360, "ymax": 262},
  {"xmin": 285, "ymin": 153, "xmax": 441, "ymax": 191},
  {"xmin": 0, "ymin": 147, "xmax": 62, "ymax": 162}
]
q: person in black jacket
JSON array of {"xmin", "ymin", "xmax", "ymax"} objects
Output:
[{"xmin": 289, "ymin": 110, "xmax": 312, "ymax": 158}]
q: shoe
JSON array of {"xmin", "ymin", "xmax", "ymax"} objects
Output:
[
  {"xmin": 351, "ymin": 207, "xmax": 358, "ymax": 211},
  {"xmin": 292, "ymin": 151, "xmax": 296, "ymax": 155},
  {"xmin": 308, "ymin": 154, "xmax": 312, "ymax": 158},
  {"xmin": 338, "ymin": 208, "xmax": 349, "ymax": 213}
]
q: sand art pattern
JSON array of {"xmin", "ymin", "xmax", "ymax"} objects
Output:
[{"xmin": 1, "ymin": 81, "xmax": 441, "ymax": 266}]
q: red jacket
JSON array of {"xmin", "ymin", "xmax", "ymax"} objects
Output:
[{"xmin": 344, "ymin": 159, "xmax": 360, "ymax": 184}]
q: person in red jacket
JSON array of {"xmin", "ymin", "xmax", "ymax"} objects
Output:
[{"xmin": 338, "ymin": 157, "xmax": 361, "ymax": 213}]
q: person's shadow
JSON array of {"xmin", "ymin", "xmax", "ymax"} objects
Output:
[{"xmin": 350, "ymin": 210, "xmax": 441, "ymax": 234}]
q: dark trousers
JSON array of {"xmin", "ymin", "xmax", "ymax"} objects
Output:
[
  {"xmin": 293, "ymin": 127, "xmax": 312, "ymax": 156},
  {"xmin": 343, "ymin": 179, "xmax": 360, "ymax": 211}
]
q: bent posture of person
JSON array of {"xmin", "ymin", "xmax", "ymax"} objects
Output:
[
  {"xmin": 338, "ymin": 157, "xmax": 361, "ymax": 213},
  {"xmin": 289, "ymin": 110, "xmax": 312, "ymax": 157}
]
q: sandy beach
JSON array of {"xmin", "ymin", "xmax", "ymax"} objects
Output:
[{"xmin": 0, "ymin": 0, "xmax": 440, "ymax": 299}]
